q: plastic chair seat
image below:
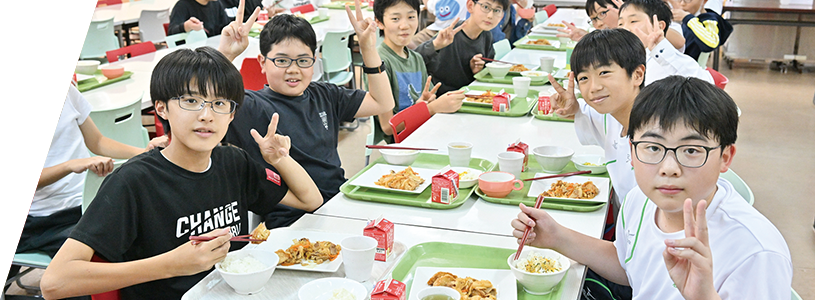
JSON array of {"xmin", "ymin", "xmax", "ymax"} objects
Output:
[
  {"xmin": 389, "ymin": 101, "xmax": 431, "ymax": 143},
  {"xmin": 5, "ymin": 252, "xmax": 51, "ymax": 295},
  {"xmin": 105, "ymin": 42, "xmax": 156, "ymax": 62}
]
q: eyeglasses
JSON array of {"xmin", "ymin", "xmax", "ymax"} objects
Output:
[
  {"xmin": 473, "ymin": 0, "xmax": 503, "ymax": 15},
  {"xmin": 631, "ymin": 141, "xmax": 722, "ymax": 168},
  {"xmin": 170, "ymin": 96, "xmax": 238, "ymax": 114},
  {"xmin": 11, "ymin": 47, "xmax": 54, "ymax": 60},
  {"xmin": 588, "ymin": 9, "xmax": 609, "ymax": 25},
  {"xmin": 263, "ymin": 55, "xmax": 316, "ymax": 68}
]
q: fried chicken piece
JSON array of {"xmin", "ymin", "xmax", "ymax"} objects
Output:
[
  {"xmin": 469, "ymin": 280, "xmax": 497, "ymax": 298},
  {"xmin": 249, "ymin": 222, "xmax": 270, "ymax": 244},
  {"xmin": 427, "ymin": 272, "xmax": 455, "ymax": 285},
  {"xmin": 433, "ymin": 274, "xmax": 459, "ymax": 288}
]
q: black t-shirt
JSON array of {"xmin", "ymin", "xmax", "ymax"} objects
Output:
[
  {"xmin": 70, "ymin": 146, "xmax": 288, "ymax": 300},
  {"xmin": 224, "ymin": 82, "xmax": 366, "ymax": 228},
  {"xmin": 415, "ymin": 20, "xmax": 495, "ymax": 95},
  {"xmin": 221, "ymin": 0, "xmax": 263, "ymax": 22},
  {"xmin": 168, "ymin": 0, "xmax": 232, "ymax": 37}
]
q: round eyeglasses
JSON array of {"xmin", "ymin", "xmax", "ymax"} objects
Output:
[
  {"xmin": 473, "ymin": 0, "xmax": 504, "ymax": 15},
  {"xmin": 631, "ymin": 141, "xmax": 722, "ymax": 168},
  {"xmin": 263, "ymin": 55, "xmax": 316, "ymax": 68},
  {"xmin": 589, "ymin": 9, "xmax": 609, "ymax": 25},
  {"xmin": 170, "ymin": 96, "xmax": 238, "ymax": 114}
]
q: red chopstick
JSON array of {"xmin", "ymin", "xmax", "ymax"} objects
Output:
[
  {"xmin": 481, "ymin": 57, "xmax": 519, "ymax": 65},
  {"xmin": 515, "ymin": 195, "xmax": 545, "ymax": 260},
  {"xmin": 189, "ymin": 235, "xmax": 265, "ymax": 242},
  {"xmin": 365, "ymin": 145, "xmax": 438, "ymax": 151},
  {"xmin": 522, "ymin": 170, "xmax": 592, "ymax": 181}
]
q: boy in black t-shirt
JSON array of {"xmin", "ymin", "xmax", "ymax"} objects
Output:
[
  {"xmin": 40, "ymin": 36, "xmax": 323, "ymax": 300},
  {"xmin": 219, "ymin": 0, "xmax": 395, "ymax": 228},
  {"xmin": 168, "ymin": 0, "xmax": 233, "ymax": 37}
]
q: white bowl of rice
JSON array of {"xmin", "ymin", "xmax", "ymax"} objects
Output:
[
  {"xmin": 298, "ymin": 277, "xmax": 368, "ymax": 300},
  {"xmin": 507, "ymin": 248, "xmax": 570, "ymax": 295},
  {"xmin": 379, "ymin": 143, "xmax": 419, "ymax": 165},
  {"xmin": 216, "ymin": 248, "xmax": 280, "ymax": 294}
]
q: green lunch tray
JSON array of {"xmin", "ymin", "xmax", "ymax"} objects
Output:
[
  {"xmin": 76, "ymin": 70, "xmax": 133, "ymax": 92},
  {"xmin": 340, "ymin": 153, "xmax": 495, "ymax": 209},
  {"xmin": 474, "ymin": 69, "xmax": 547, "ymax": 86},
  {"xmin": 475, "ymin": 159, "xmax": 609, "ymax": 212},
  {"xmin": 391, "ymin": 242, "xmax": 569, "ymax": 300},
  {"xmin": 457, "ymin": 85, "xmax": 537, "ymax": 117},
  {"xmin": 308, "ymin": 15, "xmax": 330, "ymax": 24},
  {"xmin": 513, "ymin": 35, "xmax": 566, "ymax": 51},
  {"xmin": 531, "ymin": 106, "xmax": 574, "ymax": 122},
  {"xmin": 320, "ymin": 1, "xmax": 367, "ymax": 9}
]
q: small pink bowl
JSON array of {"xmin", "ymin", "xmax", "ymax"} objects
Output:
[
  {"xmin": 478, "ymin": 171, "xmax": 523, "ymax": 198},
  {"xmin": 101, "ymin": 65, "xmax": 124, "ymax": 79}
]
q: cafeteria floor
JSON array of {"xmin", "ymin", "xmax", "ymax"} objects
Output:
[{"xmin": 7, "ymin": 67, "xmax": 815, "ymax": 298}]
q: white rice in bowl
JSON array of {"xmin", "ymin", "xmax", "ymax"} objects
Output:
[
  {"xmin": 515, "ymin": 252, "xmax": 562, "ymax": 274},
  {"xmin": 220, "ymin": 254, "xmax": 268, "ymax": 273}
]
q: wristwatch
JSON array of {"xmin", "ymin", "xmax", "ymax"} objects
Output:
[{"xmin": 362, "ymin": 61, "xmax": 387, "ymax": 74}]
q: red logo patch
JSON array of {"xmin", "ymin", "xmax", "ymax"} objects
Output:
[{"xmin": 266, "ymin": 168, "xmax": 281, "ymax": 186}]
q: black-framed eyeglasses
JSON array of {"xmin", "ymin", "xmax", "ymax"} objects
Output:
[
  {"xmin": 263, "ymin": 55, "xmax": 316, "ymax": 68},
  {"xmin": 11, "ymin": 47, "xmax": 54, "ymax": 61},
  {"xmin": 170, "ymin": 96, "xmax": 238, "ymax": 114},
  {"xmin": 589, "ymin": 9, "xmax": 609, "ymax": 24},
  {"xmin": 473, "ymin": 0, "xmax": 504, "ymax": 15},
  {"xmin": 631, "ymin": 140, "xmax": 722, "ymax": 168}
]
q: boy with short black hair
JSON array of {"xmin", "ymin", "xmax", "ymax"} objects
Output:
[
  {"xmin": 669, "ymin": 0, "xmax": 732, "ymax": 60},
  {"xmin": 169, "ymin": 0, "xmax": 233, "ymax": 37},
  {"xmin": 41, "ymin": 46, "xmax": 323, "ymax": 300},
  {"xmin": 0, "ymin": 14, "xmax": 167, "ymax": 280},
  {"xmin": 514, "ymin": 76, "xmax": 792, "ymax": 300},
  {"xmin": 219, "ymin": 1, "xmax": 395, "ymax": 228},
  {"xmin": 368, "ymin": 0, "xmax": 465, "ymax": 143},
  {"xmin": 617, "ymin": 0, "xmax": 712, "ymax": 85},
  {"xmin": 416, "ymin": 0, "xmax": 509, "ymax": 95}
]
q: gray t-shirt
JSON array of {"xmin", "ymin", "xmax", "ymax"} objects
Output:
[{"xmin": 415, "ymin": 21, "xmax": 495, "ymax": 95}]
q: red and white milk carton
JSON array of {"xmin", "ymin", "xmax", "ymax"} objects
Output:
[
  {"xmin": 431, "ymin": 168, "xmax": 459, "ymax": 204},
  {"xmin": 371, "ymin": 279, "xmax": 406, "ymax": 300},
  {"xmin": 538, "ymin": 95, "xmax": 551, "ymax": 115},
  {"xmin": 492, "ymin": 92, "xmax": 511, "ymax": 112},
  {"xmin": 364, "ymin": 217, "xmax": 394, "ymax": 262},
  {"xmin": 507, "ymin": 140, "xmax": 530, "ymax": 172}
]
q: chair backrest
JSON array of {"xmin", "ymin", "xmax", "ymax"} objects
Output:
[
  {"xmin": 186, "ymin": 29, "xmax": 208, "ymax": 44},
  {"xmin": 290, "ymin": 3, "xmax": 316, "ymax": 14},
  {"xmin": 493, "ymin": 39, "xmax": 511, "ymax": 60},
  {"xmin": 791, "ymin": 288, "xmax": 801, "ymax": 300},
  {"xmin": 706, "ymin": 67, "xmax": 728, "ymax": 89},
  {"xmin": 240, "ymin": 57, "xmax": 267, "ymax": 90},
  {"xmin": 534, "ymin": 11, "xmax": 548, "ymax": 25},
  {"xmin": 321, "ymin": 30, "xmax": 354, "ymax": 73},
  {"xmin": 105, "ymin": 42, "xmax": 156, "ymax": 63},
  {"xmin": 82, "ymin": 160, "xmax": 126, "ymax": 213},
  {"xmin": 312, "ymin": 57, "xmax": 324, "ymax": 82},
  {"xmin": 42, "ymin": 2, "xmax": 82, "ymax": 15},
  {"xmin": 91, "ymin": 0, "xmax": 122, "ymax": 8},
  {"xmin": 90, "ymin": 254, "xmax": 122, "ymax": 300},
  {"xmin": 43, "ymin": 26, "xmax": 71, "ymax": 68},
  {"xmin": 697, "ymin": 51, "xmax": 710, "ymax": 67},
  {"xmin": 89, "ymin": 92, "xmax": 149, "ymax": 149},
  {"xmin": 80, "ymin": 17, "xmax": 121, "ymax": 59},
  {"xmin": 719, "ymin": 169, "xmax": 754, "ymax": 205},
  {"xmin": 139, "ymin": 9, "xmax": 170, "ymax": 44},
  {"xmin": 390, "ymin": 101, "xmax": 431, "ymax": 143},
  {"xmin": 543, "ymin": 4, "xmax": 557, "ymax": 17},
  {"xmin": 163, "ymin": 23, "xmax": 170, "ymax": 36},
  {"xmin": 164, "ymin": 32, "xmax": 188, "ymax": 48}
]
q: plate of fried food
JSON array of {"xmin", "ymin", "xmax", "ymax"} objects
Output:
[
  {"xmin": 462, "ymin": 89, "xmax": 516, "ymax": 106},
  {"xmin": 348, "ymin": 164, "xmax": 439, "ymax": 194},
  {"xmin": 409, "ymin": 267, "xmax": 517, "ymax": 300},
  {"xmin": 524, "ymin": 38, "xmax": 561, "ymax": 49},
  {"xmin": 508, "ymin": 63, "xmax": 540, "ymax": 75},
  {"xmin": 254, "ymin": 228, "xmax": 353, "ymax": 272},
  {"xmin": 527, "ymin": 175, "xmax": 610, "ymax": 203}
]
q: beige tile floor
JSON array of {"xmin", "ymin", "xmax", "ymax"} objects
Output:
[{"xmin": 7, "ymin": 67, "xmax": 815, "ymax": 298}]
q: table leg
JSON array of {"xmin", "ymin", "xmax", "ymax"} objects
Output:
[{"xmin": 713, "ymin": 47, "xmax": 720, "ymax": 71}]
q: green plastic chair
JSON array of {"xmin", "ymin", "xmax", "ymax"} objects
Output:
[
  {"xmin": 720, "ymin": 169, "xmax": 754, "ymax": 206},
  {"xmin": 165, "ymin": 32, "xmax": 188, "ymax": 48},
  {"xmin": 42, "ymin": 2, "xmax": 82, "ymax": 15},
  {"xmin": 493, "ymin": 39, "xmax": 511, "ymax": 60},
  {"xmin": 791, "ymin": 288, "xmax": 802, "ymax": 300},
  {"xmin": 534, "ymin": 11, "xmax": 549, "ymax": 26},
  {"xmin": 89, "ymin": 92, "xmax": 149, "ymax": 149},
  {"xmin": 44, "ymin": 26, "xmax": 71, "ymax": 68},
  {"xmin": 321, "ymin": 30, "xmax": 355, "ymax": 87},
  {"xmin": 4, "ymin": 252, "xmax": 52, "ymax": 294},
  {"xmin": 80, "ymin": 17, "xmax": 121, "ymax": 60},
  {"xmin": 698, "ymin": 51, "xmax": 711, "ymax": 67},
  {"xmin": 164, "ymin": 29, "xmax": 207, "ymax": 48},
  {"xmin": 139, "ymin": 9, "xmax": 170, "ymax": 44},
  {"xmin": 83, "ymin": 160, "xmax": 126, "ymax": 213}
]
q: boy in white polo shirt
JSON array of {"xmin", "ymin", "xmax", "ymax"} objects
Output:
[{"xmin": 512, "ymin": 76, "xmax": 792, "ymax": 300}]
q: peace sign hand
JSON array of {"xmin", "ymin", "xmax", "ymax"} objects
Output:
[
  {"xmin": 346, "ymin": 0, "xmax": 378, "ymax": 50},
  {"xmin": 432, "ymin": 18, "xmax": 465, "ymax": 50},
  {"xmin": 547, "ymin": 72, "xmax": 578, "ymax": 118},
  {"xmin": 251, "ymin": 113, "xmax": 292, "ymax": 165},
  {"xmin": 632, "ymin": 15, "xmax": 664, "ymax": 51},
  {"xmin": 418, "ymin": 75, "xmax": 441, "ymax": 103},
  {"xmin": 218, "ymin": 0, "xmax": 260, "ymax": 61},
  {"xmin": 662, "ymin": 199, "xmax": 718, "ymax": 300},
  {"xmin": 555, "ymin": 20, "xmax": 587, "ymax": 42}
]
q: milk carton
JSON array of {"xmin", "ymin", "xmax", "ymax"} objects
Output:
[
  {"xmin": 371, "ymin": 279, "xmax": 406, "ymax": 300},
  {"xmin": 363, "ymin": 217, "xmax": 394, "ymax": 262},
  {"xmin": 431, "ymin": 168, "xmax": 459, "ymax": 204},
  {"xmin": 492, "ymin": 92, "xmax": 511, "ymax": 112},
  {"xmin": 507, "ymin": 140, "xmax": 530, "ymax": 172}
]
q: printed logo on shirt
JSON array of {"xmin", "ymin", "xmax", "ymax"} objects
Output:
[
  {"xmin": 435, "ymin": 0, "xmax": 461, "ymax": 21},
  {"xmin": 396, "ymin": 71, "xmax": 423, "ymax": 111},
  {"xmin": 319, "ymin": 111, "xmax": 328, "ymax": 130},
  {"xmin": 266, "ymin": 168, "xmax": 282, "ymax": 186},
  {"xmin": 176, "ymin": 201, "xmax": 242, "ymax": 237}
]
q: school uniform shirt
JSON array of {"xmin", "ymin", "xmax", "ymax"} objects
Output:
[
  {"xmin": 70, "ymin": 146, "xmax": 289, "ymax": 300},
  {"xmin": 366, "ymin": 43, "xmax": 428, "ymax": 144},
  {"xmin": 224, "ymin": 82, "xmax": 366, "ymax": 228},
  {"xmin": 645, "ymin": 38, "xmax": 714, "ymax": 86},
  {"xmin": 168, "ymin": 0, "xmax": 232, "ymax": 37},
  {"xmin": 0, "ymin": 78, "xmax": 91, "ymax": 217},
  {"xmin": 615, "ymin": 178, "xmax": 792, "ymax": 300},
  {"xmin": 416, "ymin": 20, "xmax": 495, "ymax": 95},
  {"xmin": 426, "ymin": 0, "xmax": 470, "ymax": 31},
  {"xmin": 681, "ymin": 9, "xmax": 733, "ymax": 61},
  {"xmin": 573, "ymin": 102, "xmax": 635, "ymax": 207}
]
